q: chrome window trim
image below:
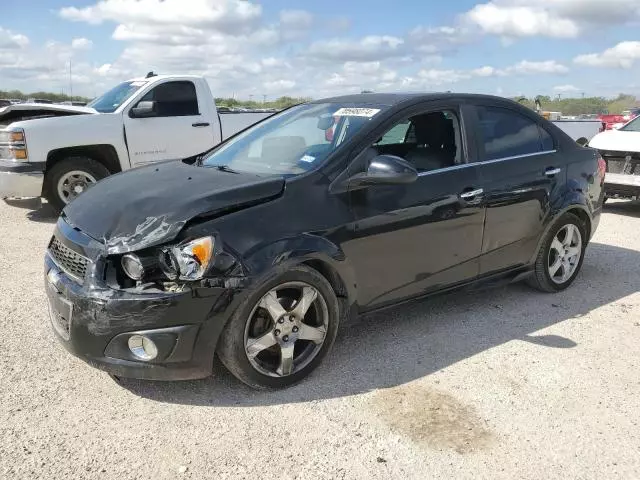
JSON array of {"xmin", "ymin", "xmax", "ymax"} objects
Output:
[
  {"xmin": 481, "ymin": 149, "xmax": 557, "ymax": 165},
  {"xmin": 416, "ymin": 149, "xmax": 557, "ymax": 177}
]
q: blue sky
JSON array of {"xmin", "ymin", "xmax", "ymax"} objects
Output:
[{"xmin": 1, "ymin": 0, "xmax": 639, "ymax": 99}]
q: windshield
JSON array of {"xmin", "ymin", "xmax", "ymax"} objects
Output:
[
  {"xmin": 202, "ymin": 102, "xmax": 386, "ymax": 175},
  {"xmin": 620, "ymin": 116, "xmax": 640, "ymax": 132},
  {"xmin": 88, "ymin": 81, "xmax": 147, "ymax": 113}
]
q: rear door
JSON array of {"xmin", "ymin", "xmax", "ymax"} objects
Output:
[
  {"xmin": 123, "ymin": 80, "xmax": 215, "ymax": 167},
  {"xmin": 470, "ymin": 104, "xmax": 567, "ymax": 275}
]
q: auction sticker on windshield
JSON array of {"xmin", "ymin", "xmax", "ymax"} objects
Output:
[{"xmin": 333, "ymin": 108, "xmax": 381, "ymax": 117}]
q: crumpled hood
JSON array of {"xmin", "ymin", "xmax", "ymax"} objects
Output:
[
  {"xmin": 589, "ymin": 129, "xmax": 640, "ymax": 153},
  {"xmin": 62, "ymin": 160, "xmax": 285, "ymax": 254}
]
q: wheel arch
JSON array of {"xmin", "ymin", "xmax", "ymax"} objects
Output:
[
  {"xmin": 241, "ymin": 234, "xmax": 358, "ymax": 309},
  {"xmin": 45, "ymin": 144, "xmax": 122, "ymax": 176},
  {"xmin": 529, "ymin": 201, "xmax": 593, "ymax": 265}
]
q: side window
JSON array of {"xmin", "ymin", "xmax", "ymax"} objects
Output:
[
  {"xmin": 477, "ymin": 106, "xmax": 542, "ymax": 161},
  {"xmin": 539, "ymin": 126, "xmax": 555, "ymax": 151},
  {"xmin": 374, "ymin": 121, "xmax": 410, "ymax": 145},
  {"xmin": 139, "ymin": 81, "xmax": 199, "ymax": 117},
  {"xmin": 370, "ymin": 109, "xmax": 463, "ymax": 173}
]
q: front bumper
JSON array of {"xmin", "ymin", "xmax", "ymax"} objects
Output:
[
  {"xmin": 44, "ymin": 233, "xmax": 243, "ymax": 380},
  {"xmin": 604, "ymin": 173, "xmax": 640, "ymax": 198},
  {"xmin": 0, "ymin": 159, "xmax": 44, "ymax": 198}
]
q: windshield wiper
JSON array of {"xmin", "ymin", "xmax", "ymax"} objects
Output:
[{"xmin": 214, "ymin": 165, "xmax": 239, "ymax": 174}]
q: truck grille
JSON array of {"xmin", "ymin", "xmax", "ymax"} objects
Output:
[
  {"xmin": 600, "ymin": 150, "xmax": 640, "ymax": 175},
  {"xmin": 48, "ymin": 236, "xmax": 89, "ymax": 282}
]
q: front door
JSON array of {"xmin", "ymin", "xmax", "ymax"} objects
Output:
[
  {"xmin": 341, "ymin": 105, "xmax": 486, "ymax": 310},
  {"xmin": 123, "ymin": 80, "xmax": 215, "ymax": 167},
  {"xmin": 470, "ymin": 104, "xmax": 567, "ymax": 275}
]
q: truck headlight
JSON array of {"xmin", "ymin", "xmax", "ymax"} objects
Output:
[
  {"xmin": 121, "ymin": 253, "xmax": 145, "ymax": 280},
  {"xmin": 0, "ymin": 128, "xmax": 28, "ymax": 161},
  {"xmin": 158, "ymin": 236, "xmax": 214, "ymax": 281}
]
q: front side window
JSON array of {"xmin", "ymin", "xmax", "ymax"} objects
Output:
[
  {"xmin": 88, "ymin": 81, "xmax": 147, "ymax": 113},
  {"xmin": 138, "ymin": 81, "xmax": 199, "ymax": 117},
  {"xmin": 477, "ymin": 106, "xmax": 543, "ymax": 161},
  {"xmin": 368, "ymin": 109, "xmax": 463, "ymax": 172},
  {"xmin": 202, "ymin": 103, "xmax": 387, "ymax": 175}
]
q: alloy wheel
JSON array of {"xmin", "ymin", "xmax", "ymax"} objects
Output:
[
  {"xmin": 244, "ymin": 281, "xmax": 329, "ymax": 377},
  {"xmin": 548, "ymin": 223, "xmax": 583, "ymax": 284},
  {"xmin": 57, "ymin": 170, "xmax": 97, "ymax": 204}
]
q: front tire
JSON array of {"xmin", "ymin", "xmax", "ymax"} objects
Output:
[
  {"xmin": 528, "ymin": 213, "xmax": 587, "ymax": 293},
  {"xmin": 217, "ymin": 265, "xmax": 340, "ymax": 389},
  {"xmin": 44, "ymin": 156, "xmax": 110, "ymax": 212}
]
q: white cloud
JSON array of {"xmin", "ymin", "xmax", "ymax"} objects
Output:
[
  {"xmin": 553, "ymin": 84, "xmax": 579, "ymax": 93},
  {"xmin": 307, "ymin": 35, "xmax": 405, "ymax": 62},
  {"xmin": 0, "ymin": 27, "xmax": 29, "ymax": 49},
  {"xmin": 502, "ymin": 60, "xmax": 568, "ymax": 74},
  {"xmin": 408, "ymin": 25, "xmax": 470, "ymax": 53},
  {"xmin": 60, "ymin": 0, "xmax": 262, "ymax": 34},
  {"xmin": 463, "ymin": 0, "xmax": 640, "ymax": 39},
  {"xmin": 464, "ymin": 3, "xmax": 578, "ymax": 38},
  {"xmin": 574, "ymin": 41, "xmax": 640, "ymax": 68},
  {"xmin": 418, "ymin": 69, "xmax": 470, "ymax": 85},
  {"xmin": 71, "ymin": 38, "xmax": 93, "ymax": 50}
]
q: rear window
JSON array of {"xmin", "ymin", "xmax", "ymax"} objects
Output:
[{"xmin": 477, "ymin": 106, "xmax": 545, "ymax": 161}]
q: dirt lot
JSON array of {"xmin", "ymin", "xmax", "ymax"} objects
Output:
[{"xmin": 1, "ymin": 199, "xmax": 639, "ymax": 480}]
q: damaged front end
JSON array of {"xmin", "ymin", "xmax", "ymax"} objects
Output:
[{"xmin": 44, "ymin": 216, "xmax": 249, "ymax": 380}]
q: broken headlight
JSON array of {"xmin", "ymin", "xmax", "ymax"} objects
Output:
[{"xmin": 158, "ymin": 236, "xmax": 214, "ymax": 281}]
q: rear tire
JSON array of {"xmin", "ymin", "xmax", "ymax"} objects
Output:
[
  {"xmin": 217, "ymin": 265, "xmax": 340, "ymax": 390},
  {"xmin": 44, "ymin": 156, "xmax": 110, "ymax": 212},
  {"xmin": 528, "ymin": 213, "xmax": 587, "ymax": 293}
]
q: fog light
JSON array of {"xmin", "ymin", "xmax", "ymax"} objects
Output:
[{"xmin": 127, "ymin": 335, "xmax": 158, "ymax": 361}]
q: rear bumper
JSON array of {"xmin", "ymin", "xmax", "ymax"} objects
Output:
[{"xmin": 0, "ymin": 160, "xmax": 44, "ymax": 198}]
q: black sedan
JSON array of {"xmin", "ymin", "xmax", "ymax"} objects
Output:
[{"xmin": 44, "ymin": 93, "xmax": 605, "ymax": 388}]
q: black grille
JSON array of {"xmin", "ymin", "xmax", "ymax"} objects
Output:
[
  {"xmin": 48, "ymin": 237, "xmax": 89, "ymax": 281},
  {"xmin": 600, "ymin": 150, "xmax": 640, "ymax": 175}
]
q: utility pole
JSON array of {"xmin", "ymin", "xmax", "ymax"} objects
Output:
[
  {"xmin": 249, "ymin": 94, "xmax": 253, "ymax": 102},
  {"xmin": 69, "ymin": 59, "xmax": 73, "ymax": 99},
  {"xmin": 581, "ymin": 92, "xmax": 585, "ymax": 99},
  {"xmin": 262, "ymin": 94, "xmax": 266, "ymax": 104},
  {"xmin": 556, "ymin": 94, "xmax": 561, "ymax": 100}
]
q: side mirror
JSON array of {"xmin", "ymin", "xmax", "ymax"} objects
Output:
[
  {"xmin": 576, "ymin": 137, "xmax": 589, "ymax": 147},
  {"xmin": 317, "ymin": 115, "xmax": 335, "ymax": 130},
  {"xmin": 350, "ymin": 154, "xmax": 418, "ymax": 187},
  {"xmin": 129, "ymin": 100, "xmax": 157, "ymax": 118}
]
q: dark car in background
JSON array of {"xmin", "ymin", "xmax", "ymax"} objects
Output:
[{"xmin": 44, "ymin": 93, "xmax": 605, "ymax": 389}]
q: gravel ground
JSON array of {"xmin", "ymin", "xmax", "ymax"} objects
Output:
[{"xmin": 1, "ymin": 198, "xmax": 639, "ymax": 480}]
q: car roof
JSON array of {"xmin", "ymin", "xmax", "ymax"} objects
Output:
[{"xmin": 311, "ymin": 92, "xmax": 510, "ymax": 106}]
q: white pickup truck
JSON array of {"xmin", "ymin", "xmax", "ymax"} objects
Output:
[
  {"xmin": 588, "ymin": 115, "xmax": 640, "ymax": 200},
  {"xmin": 0, "ymin": 74, "xmax": 271, "ymax": 210}
]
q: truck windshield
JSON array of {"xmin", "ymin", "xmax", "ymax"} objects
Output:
[
  {"xmin": 202, "ymin": 102, "xmax": 386, "ymax": 175},
  {"xmin": 620, "ymin": 116, "xmax": 640, "ymax": 132},
  {"xmin": 88, "ymin": 81, "xmax": 147, "ymax": 113}
]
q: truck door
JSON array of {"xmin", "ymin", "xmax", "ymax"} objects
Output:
[{"xmin": 123, "ymin": 80, "xmax": 215, "ymax": 167}]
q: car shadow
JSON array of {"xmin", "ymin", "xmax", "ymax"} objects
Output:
[
  {"xmin": 3, "ymin": 198, "xmax": 58, "ymax": 223},
  {"xmin": 118, "ymin": 241, "xmax": 639, "ymax": 406},
  {"xmin": 604, "ymin": 200, "xmax": 640, "ymax": 218}
]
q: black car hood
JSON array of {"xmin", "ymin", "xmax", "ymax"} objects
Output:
[{"xmin": 62, "ymin": 161, "xmax": 285, "ymax": 254}]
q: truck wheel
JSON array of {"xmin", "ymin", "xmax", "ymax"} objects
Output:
[
  {"xmin": 217, "ymin": 265, "xmax": 340, "ymax": 389},
  {"xmin": 44, "ymin": 157, "xmax": 110, "ymax": 212},
  {"xmin": 528, "ymin": 213, "xmax": 587, "ymax": 293}
]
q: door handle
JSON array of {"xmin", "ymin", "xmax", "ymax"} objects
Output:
[
  {"xmin": 192, "ymin": 122, "xmax": 210, "ymax": 127},
  {"xmin": 460, "ymin": 188, "xmax": 484, "ymax": 199},
  {"xmin": 545, "ymin": 167, "xmax": 561, "ymax": 177}
]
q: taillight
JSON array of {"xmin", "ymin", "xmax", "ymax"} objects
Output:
[{"xmin": 597, "ymin": 153, "xmax": 606, "ymax": 184}]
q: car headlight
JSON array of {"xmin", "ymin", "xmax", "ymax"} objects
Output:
[
  {"xmin": 121, "ymin": 253, "xmax": 145, "ymax": 280},
  {"xmin": 158, "ymin": 236, "xmax": 214, "ymax": 281}
]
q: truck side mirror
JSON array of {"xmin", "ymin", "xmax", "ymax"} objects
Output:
[{"xmin": 130, "ymin": 101, "xmax": 157, "ymax": 118}]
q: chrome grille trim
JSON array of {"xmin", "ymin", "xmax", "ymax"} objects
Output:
[{"xmin": 48, "ymin": 236, "xmax": 89, "ymax": 283}]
